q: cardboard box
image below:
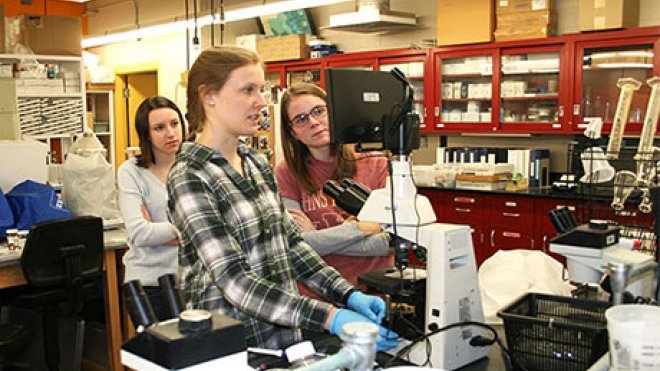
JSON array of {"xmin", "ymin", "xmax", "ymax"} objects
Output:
[
  {"xmin": 257, "ymin": 34, "xmax": 310, "ymax": 62},
  {"xmin": 437, "ymin": 0, "xmax": 494, "ymax": 46},
  {"xmin": 495, "ymin": 10, "xmax": 556, "ymax": 41},
  {"xmin": 579, "ymin": 0, "xmax": 639, "ymax": 31},
  {"xmin": 494, "ymin": 25, "xmax": 554, "ymax": 41},
  {"xmin": 6, "ymin": 15, "xmax": 82, "ymax": 55},
  {"xmin": 235, "ymin": 34, "xmax": 263, "ymax": 52},
  {"xmin": 496, "ymin": 0, "xmax": 553, "ymax": 14},
  {"xmin": 496, "ymin": 9, "xmax": 554, "ymax": 27}
]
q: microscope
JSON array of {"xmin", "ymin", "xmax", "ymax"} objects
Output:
[
  {"xmin": 548, "ymin": 206, "xmax": 659, "ymax": 306},
  {"xmin": 324, "ymin": 67, "xmax": 490, "ymax": 369}
]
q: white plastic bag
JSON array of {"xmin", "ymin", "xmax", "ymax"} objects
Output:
[
  {"xmin": 478, "ymin": 249, "xmax": 573, "ymax": 324},
  {"xmin": 62, "ymin": 144, "xmax": 120, "ymax": 223}
]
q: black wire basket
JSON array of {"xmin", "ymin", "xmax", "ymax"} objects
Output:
[{"xmin": 498, "ymin": 293, "xmax": 610, "ymax": 371}]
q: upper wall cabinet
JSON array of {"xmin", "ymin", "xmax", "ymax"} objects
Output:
[
  {"xmin": 432, "ymin": 41, "xmax": 569, "ymax": 134},
  {"xmin": 498, "ymin": 45, "xmax": 565, "ymax": 134},
  {"xmin": 571, "ymin": 31, "xmax": 660, "ymax": 134},
  {"xmin": 264, "ymin": 26, "xmax": 659, "ymax": 136},
  {"xmin": 430, "ymin": 26, "xmax": 659, "ymax": 135},
  {"xmin": 434, "ymin": 49, "xmax": 495, "ymax": 133}
]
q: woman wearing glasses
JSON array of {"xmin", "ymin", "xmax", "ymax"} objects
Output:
[{"xmin": 274, "ymin": 83, "xmax": 392, "ymax": 302}]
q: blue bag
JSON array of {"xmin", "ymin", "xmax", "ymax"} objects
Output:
[
  {"xmin": 0, "ymin": 188, "xmax": 14, "ymax": 238},
  {"xmin": 6, "ymin": 180, "xmax": 72, "ymax": 231}
]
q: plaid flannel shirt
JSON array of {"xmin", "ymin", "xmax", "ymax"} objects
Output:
[{"xmin": 167, "ymin": 142, "xmax": 354, "ymax": 348}]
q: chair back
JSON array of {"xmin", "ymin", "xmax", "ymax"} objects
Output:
[{"xmin": 20, "ymin": 216, "xmax": 104, "ymax": 313}]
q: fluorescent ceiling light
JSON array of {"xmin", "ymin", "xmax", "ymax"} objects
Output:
[{"xmin": 82, "ymin": 0, "xmax": 352, "ymax": 48}]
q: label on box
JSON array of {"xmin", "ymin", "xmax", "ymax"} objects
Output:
[{"xmin": 532, "ymin": 0, "xmax": 547, "ymax": 10}]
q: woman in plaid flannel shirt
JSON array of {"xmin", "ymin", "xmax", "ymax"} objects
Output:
[{"xmin": 166, "ymin": 46, "xmax": 398, "ymax": 350}]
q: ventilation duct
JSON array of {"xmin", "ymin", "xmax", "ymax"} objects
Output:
[{"xmin": 324, "ymin": 0, "xmax": 417, "ymax": 32}]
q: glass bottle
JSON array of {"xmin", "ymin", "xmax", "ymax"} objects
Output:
[
  {"xmin": 582, "ymin": 92, "xmax": 592, "ymax": 117},
  {"xmin": 604, "ymin": 101, "xmax": 612, "ymax": 122},
  {"xmin": 594, "ymin": 95, "xmax": 603, "ymax": 119}
]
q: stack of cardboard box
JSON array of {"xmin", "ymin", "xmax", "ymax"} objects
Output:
[{"xmin": 494, "ymin": 0, "xmax": 555, "ymax": 42}]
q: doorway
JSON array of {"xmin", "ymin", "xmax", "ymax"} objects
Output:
[{"xmin": 113, "ymin": 71, "xmax": 158, "ymax": 169}]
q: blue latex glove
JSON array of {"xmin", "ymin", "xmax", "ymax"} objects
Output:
[
  {"xmin": 329, "ymin": 309, "xmax": 400, "ymax": 351},
  {"xmin": 347, "ymin": 291, "xmax": 386, "ymax": 324}
]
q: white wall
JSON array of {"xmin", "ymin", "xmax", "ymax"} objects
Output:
[{"xmin": 87, "ymin": 32, "xmax": 189, "ymax": 106}]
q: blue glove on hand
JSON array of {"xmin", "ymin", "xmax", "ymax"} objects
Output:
[
  {"xmin": 329, "ymin": 309, "xmax": 400, "ymax": 352},
  {"xmin": 347, "ymin": 291, "xmax": 386, "ymax": 324}
]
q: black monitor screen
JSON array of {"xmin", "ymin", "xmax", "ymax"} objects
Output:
[{"xmin": 325, "ymin": 68, "xmax": 405, "ymax": 145}]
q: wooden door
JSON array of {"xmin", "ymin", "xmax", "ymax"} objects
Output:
[{"xmin": 114, "ymin": 72, "xmax": 157, "ymax": 169}]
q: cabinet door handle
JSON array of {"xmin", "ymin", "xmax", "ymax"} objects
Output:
[
  {"xmin": 480, "ymin": 232, "xmax": 484, "ymax": 244},
  {"xmin": 504, "ymin": 201, "xmax": 517, "ymax": 207},
  {"xmin": 454, "ymin": 197, "xmax": 476, "ymax": 204},
  {"xmin": 455, "ymin": 208, "xmax": 472, "ymax": 213},
  {"xmin": 502, "ymin": 231, "xmax": 521, "ymax": 239},
  {"xmin": 490, "ymin": 230, "xmax": 495, "ymax": 247},
  {"xmin": 559, "ymin": 105, "xmax": 564, "ymax": 117},
  {"xmin": 556, "ymin": 205, "xmax": 576, "ymax": 211},
  {"xmin": 502, "ymin": 212, "xmax": 520, "ymax": 218},
  {"xmin": 542, "ymin": 235, "xmax": 548, "ymax": 253},
  {"xmin": 531, "ymin": 239, "xmax": 535, "ymax": 249}
]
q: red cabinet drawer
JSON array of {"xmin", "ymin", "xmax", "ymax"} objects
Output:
[
  {"xmin": 444, "ymin": 193, "xmax": 486, "ymax": 224},
  {"xmin": 489, "ymin": 228, "xmax": 535, "ymax": 251},
  {"xmin": 489, "ymin": 196, "xmax": 535, "ymax": 230}
]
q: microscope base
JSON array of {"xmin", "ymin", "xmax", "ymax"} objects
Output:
[{"xmin": 363, "ymin": 223, "xmax": 490, "ymax": 369}]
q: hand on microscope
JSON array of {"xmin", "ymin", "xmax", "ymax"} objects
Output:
[{"xmin": 347, "ymin": 291, "xmax": 385, "ymax": 323}]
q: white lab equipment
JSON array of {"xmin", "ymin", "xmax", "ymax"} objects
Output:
[{"xmin": 358, "ymin": 157, "xmax": 490, "ymax": 369}]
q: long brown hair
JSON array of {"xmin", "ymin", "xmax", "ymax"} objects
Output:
[
  {"xmin": 134, "ymin": 96, "xmax": 186, "ymax": 168},
  {"xmin": 279, "ymin": 83, "xmax": 355, "ymax": 193},
  {"xmin": 186, "ymin": 46, "xmax": 261, "ymax": 140}
]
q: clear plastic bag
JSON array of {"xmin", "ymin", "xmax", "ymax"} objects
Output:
[{"xmin": 62, "ymin": 133, "xmax": 121, "ymax": 224}]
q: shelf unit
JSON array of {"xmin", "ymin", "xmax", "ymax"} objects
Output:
[
  {"xmin": 86, "ymin": 87, "xmax": 116, "ymax": 169},
  {"xmin": 0, "ymin": 53, "xmax": 85, "ymax": 163}
]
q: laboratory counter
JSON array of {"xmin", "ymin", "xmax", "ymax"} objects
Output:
[
  {"xmin": 248, "ymin": 329, "xmax": 507, "ymax": 370},
  {"xmin": 418, "ymin": 185, "xmax": 612, "ymax": 202}
]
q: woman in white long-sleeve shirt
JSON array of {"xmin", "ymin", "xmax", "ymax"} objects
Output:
[{"xmin": 118, "ymin": 96, "xmax": 185, "ymax": 320}]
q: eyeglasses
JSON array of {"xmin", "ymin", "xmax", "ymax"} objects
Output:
[{"xmin": 289, "ymin": 105, "xmax": 328, "ymax": 128}]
